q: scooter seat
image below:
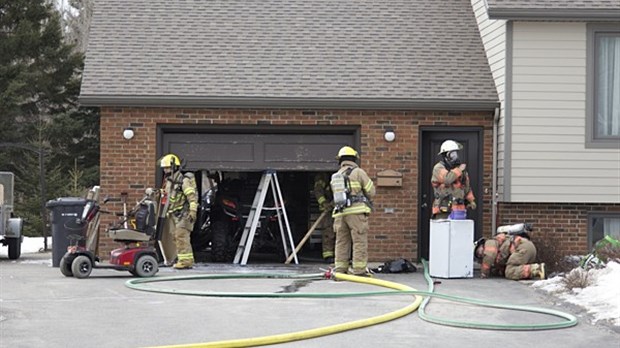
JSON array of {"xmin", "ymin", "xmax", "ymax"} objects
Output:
[{"xmin": 108, "ymin": 228, "xmax": 151, "ymax": 242}]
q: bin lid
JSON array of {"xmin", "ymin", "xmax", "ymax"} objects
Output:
[{"xmin": 45, "ymin": 197, "xmax": 86, "ymax": 208}]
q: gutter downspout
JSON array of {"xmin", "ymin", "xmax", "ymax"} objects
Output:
[{"xmin": 492, "ymin": 106, "xmax": 500, "ymax": 236}]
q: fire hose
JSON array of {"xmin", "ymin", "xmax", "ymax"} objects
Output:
[{"xmin": 126, "ymin": 260, "xmax": 577, "ymax": 347}]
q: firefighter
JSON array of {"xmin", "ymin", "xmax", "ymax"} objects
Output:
[
  {"xmin": 474, "ymin": 233, "xmax": 511, "ymax": 278},
  {"xmin": 475, "ymin": 234, "xmax": 545, "ymax": 280},
  {"xmin": 331, "ymin": 146, "xmax": 376, "ymax": 276},
  {"xmin": 504, "ymin": 235, "xmax": 546, "ymax": 280},
  {"xmin": 431, "ymin": 140, "xmax": 476, "ymax": 220},
  {"xmin": 314, "ymin": 173, "xmax": 335, "ymax": 263},
  {"xmin": 160, "ymin": 153, "xmax": 198, "ymax": 269}
]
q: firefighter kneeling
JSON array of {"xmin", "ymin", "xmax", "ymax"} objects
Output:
[{"xmin": 474, "ymin": 231, "xmax": 545, "ymax": 280}]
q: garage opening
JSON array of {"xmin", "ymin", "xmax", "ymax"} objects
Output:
[
  {"xmin": 159, "ymin": 125, "xmax": 359, "ymax": 263},
  {"xmin": 190, "ymin": 170, "xmax": 332, "ymax": 263}
]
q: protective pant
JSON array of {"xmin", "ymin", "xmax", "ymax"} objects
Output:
[
  {"xmin": 171, "ymin": 213, "xmax": 194, "ymax": 268},
  {"xmin": 320, "ymin": 214, "xmax": 335, "ymax": 259},
  {"xmin": 505, "ymin": 263, "xmax": 545, "ymax": 280},
  {"xmin": 505, "ymin": 239, "xmax": 537, "ymax": 280},
  {"xmin": 333, "ymin": 214, "xmax": 369, "ymax": 275}
]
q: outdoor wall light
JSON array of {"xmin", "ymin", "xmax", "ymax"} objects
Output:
[
  {"xmin": 384, "ymin": 129, "xmax": 396, "ymax": 142},
  {"xmin": 122, "ymin": 127, "xmax": 135, "ymax": 140}
]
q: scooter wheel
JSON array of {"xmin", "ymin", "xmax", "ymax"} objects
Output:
[
  {"xmin": 133, "ymin": 254, "xmax": 158, "ymax": 277},
  {"xmin": 60, "ymin": 254, "xmax": 74, "ymax": 277},
  {"xmin": 71, "ymin": 255, "xmax": 93, "ymax": 279}
]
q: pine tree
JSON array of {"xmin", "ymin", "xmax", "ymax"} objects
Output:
[{"xmin": 0, "ymin": 0, "xmax": 98, "ymax": 237}]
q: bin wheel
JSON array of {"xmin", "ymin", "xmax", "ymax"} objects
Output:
[
  {"xmin": 60, "ymin": 254, "xmax": 74, "ymax": 277},
  {"xmin": 71, "ymin": 255, "xmax": 93, "ymax": 278},
  {"xmin": 134, "ymin": 255, "xmax": 158, "ymax": 277}
]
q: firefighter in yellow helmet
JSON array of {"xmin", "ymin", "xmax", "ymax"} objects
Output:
[
  {"xmin": 431, "ymin": 140, "xmax": 476, "ymax": 220},
  {"xmin": 313, "ymin": 172, "xmax": 335, "ymax": 263},
  {"xmin": 331, "ymin": 146, "xmax": 376, "ymax": 276},
  {"xmin": 159, "ymin": 154, "xmax": 198, "ymax": 269}
]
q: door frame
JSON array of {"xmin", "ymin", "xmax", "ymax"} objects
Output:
[{"xmin": 418, "ymin": 127, "xmax": 484, "ymax": 261}]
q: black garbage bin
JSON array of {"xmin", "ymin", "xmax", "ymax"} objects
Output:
[{"xmin": 46, "ymin": 197, "xmax": 86, "ymax": 267}]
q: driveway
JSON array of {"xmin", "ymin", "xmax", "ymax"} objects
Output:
[{"xmin": 1, "ymin": 252, "xmax": 617, "ymax": 348}]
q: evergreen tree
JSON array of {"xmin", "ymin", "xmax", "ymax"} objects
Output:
[
  {"xmin": 0, "ymin": 0, "xmax": 99, "ymax": 237},
  {"xmin": 0, "ymin": 1, "xmax": 82, "ymax": 141}
]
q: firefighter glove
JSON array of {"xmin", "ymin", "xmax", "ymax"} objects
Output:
[
  {"xmin": 469, "ymin": 200, "xmax": 477, "ymax": 210},
  {"xmin": 320, "ymin": 201, "xmax": 331, "ymax": 211},
  {"xmin": 189, "ymin": 210, "xmax": 197, "ymax": 223}
]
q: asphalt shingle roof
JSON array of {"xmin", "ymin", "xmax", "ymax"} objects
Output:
[
  {"xmin": 486, "ymin": 0, "xmax": 620, "ymax": 19},
  {"xmin": 80, "ymin": 0, "xmax": 499, "ymax": 109}
]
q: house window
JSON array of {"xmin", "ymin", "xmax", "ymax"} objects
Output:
[
  {"xmin": 588, "ymin": 212, "xmax": 620, "ymax": 249},
  {"xmin": 586, "ymin": 24, "xmax": 620, "ymax": 148}
]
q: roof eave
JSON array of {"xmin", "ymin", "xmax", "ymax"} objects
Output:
[
  {"xmin": 487, "ymin": 9, "xmax": 620, "ymax": 21},
  {"xmin": 78, "ymin": 95, "xmax": 500, "ymax": 111}
]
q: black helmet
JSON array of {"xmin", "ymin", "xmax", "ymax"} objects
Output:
[{"xmin": 474, "ymin": 238, "xmax": 486, "ymax": 259}]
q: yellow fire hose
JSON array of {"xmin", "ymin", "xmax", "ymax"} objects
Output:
[
  {"xmin": 126, "ymin": 261, "xmax": 577, "ymax": 347},
  {"xmin": 130, "ymin": 272, "xmax": 421, "ymax": 348}
]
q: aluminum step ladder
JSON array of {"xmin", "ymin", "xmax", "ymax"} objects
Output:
[{"xmin": 233, "ymin": 170, "xmax": 298, "ymax": 265}]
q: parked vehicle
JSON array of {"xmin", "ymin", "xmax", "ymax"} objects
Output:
[
  {"xmin": 192, "ymin": 173, "xmax": 285, "ymax": 262},
  {"xmin": 0, "ymin": 172, "xmax": 23, "ymax": 260}
]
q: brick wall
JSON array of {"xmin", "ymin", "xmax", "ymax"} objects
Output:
[
  {"xmin": 497, "ymin": 202, "xmax": 620, "ymax": 256},
  {"xmin": 98, "ymin": 106, "xmax": 494, "ymax": 261}
]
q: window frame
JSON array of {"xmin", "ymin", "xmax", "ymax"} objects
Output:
[
  {"xmin": 585, "ymin": 23, "xmax": 620, "ymax": 148},
  {"xmin": 587, "ymin": 212, "xmax": 620, "ymax": 250}
]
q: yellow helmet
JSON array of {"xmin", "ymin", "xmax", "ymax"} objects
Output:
[
  {"xmin": 336, "ymin": 146, "xmax": 359, "ymax": 159},
  {"xmin": 159, "ymin": 154, "xmax": 181, "ymax": 168}
]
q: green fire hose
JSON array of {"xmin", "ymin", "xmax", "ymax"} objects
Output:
[{"xmin": 126, "ymin": 260, "xmax": 577, "ymax": 347}]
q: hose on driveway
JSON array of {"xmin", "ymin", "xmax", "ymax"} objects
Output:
[{"xmin": 126, "ymin": 260, "xmax": 577, "ymax": 347}]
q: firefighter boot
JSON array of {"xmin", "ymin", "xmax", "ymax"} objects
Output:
[
  {"xmin": 538, "ymin": 263, "xmax": 546, "ymax": 279},
  {"xmin": 531, "ymin": 263, "xmax": 546, "ymax": 280},
  {"xmin": 173, "ymin": 259, "xmax": 193, "ymax": 270},
  {"xmin": 350, "ymin": 267, "xmax": 374, "ymax": 278}
]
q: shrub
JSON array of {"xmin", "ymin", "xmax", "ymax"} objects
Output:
[
  {"xmin": 561, "ymin": 267, "xmax": 592, "ymax": 290},
  {"xmin": 531, "ymin": 233, "xmax": 573, "ymax": 275}
]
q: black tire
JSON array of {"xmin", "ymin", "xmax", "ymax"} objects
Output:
[
  {"xmin": 71, "ymin": 255, "xmax": 93, "ymax": 279},
  {"xmin": 7, "ymin": 237, "xmax": 21, "ymax": 260},
  {"xmin": 191, "ymin": 221, "xmax": 211, "ymax": 252},
  {"xmin": 134, "ymin": 254, "xmax": 158, "ymax": 277},
  {"xmin": 60, "ymin": 254, "xmax": 74, "ymax": 277},
  {"xmin": 211, "ymin": 220, "xmax": 232, "ymax": 262}
]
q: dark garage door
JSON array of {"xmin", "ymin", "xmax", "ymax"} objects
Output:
[{"xmin": 161, "ymin": 128, "xmax": 357, "ymax": 171}]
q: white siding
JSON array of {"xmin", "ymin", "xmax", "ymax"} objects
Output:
[
  {"xmin": 510, "ymin": 22, "xmax": 620, "ymax": 204},
  {"xmin": 470, "ymin": 0, "xmax": 507, "ymax": 197}
]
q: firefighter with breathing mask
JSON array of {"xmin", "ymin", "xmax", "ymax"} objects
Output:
[
  {"xmin": 330, "ymin": 146, "xmax": 375, "ymax": 276},
  {"xmin": 474, "ymin": 233, "xmax": 511, "ymax": 278},
  {"xmin": 431, "ymin": 140, "xmax": 476, "ymax": 220},
  {"xmin": 159, "ymin": 154, "xmax": 198, "ymax": 269},
  {"xmin": 475, "ymin": 225, "xmax": 545, "ymax": 280}
]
